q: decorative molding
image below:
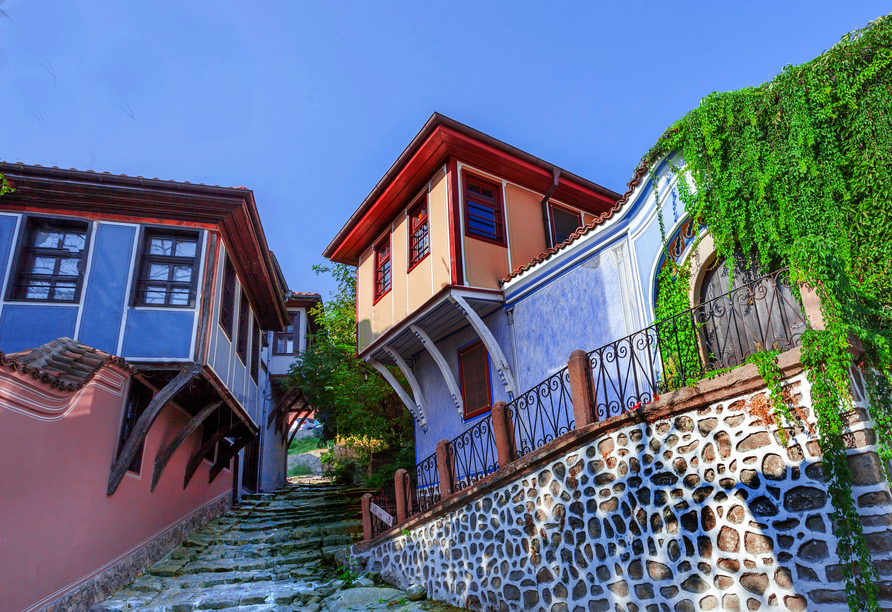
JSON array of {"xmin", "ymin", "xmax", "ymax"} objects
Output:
[
  {"xmin": 449, "ymin": 292, "xmax": 516, "ymax": 399},
  {"xmin": 409, "ymin": 324, "xmax": 463, "ymax": 416},
  {"xmin": 382, "ymin": 345, "xmax": 428, "ymax": 426},
  {"xmin": 369, "ymin": 359, "xmax": 427, "ymax": 429},
  {"xmin": 0, "ymin": 367, "xmax": 127, "ymax": 422}
]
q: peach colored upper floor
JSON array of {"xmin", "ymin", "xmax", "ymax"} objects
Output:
[
  {"xmin": 356, "ymin": 162, "xmax": 590, "ymax": 352},
  {"xmin": 0, "ymin": 366, "xmax": 231, "ymax": 612}
]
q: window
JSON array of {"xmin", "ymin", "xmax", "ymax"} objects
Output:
[
  {"xmin": 250, "ymin": 315, "xmax": 261, "ymax": 382},
  {"xmin": 8, "ymin": 216, "xmax": 89, "ymax": 302},
  {"xmin": 463, "ymin": 172, "xmax": 505, "ymax": 245},
  {"xmin": 134, "ymin": 228, "xmax": 200, "ymax": 307},
  {"xmin": 220, "ymin": 256, "xmax": 236, "ymax": 338},
  {"xmin": 374, "ymin": 236, "xmax": 391, "ymax": 301},
  {"xmin": 237, "ymin": 290, "xmax": 250, "ymax": 364},
  {"xmin": 459, "ymin": 340, "xmax": 492, "ymax": 420},
  {"xmin": 274, "ymin": 312, "xmax": 299, "ymax": 355},
  {"xmin": 550, "ymin": 204, "xmax": 582, "ymax": 246},
  {"xmin": 117, "ymin": 380, "xmax": 154, "ymax": 475},
  {"xmin": 408, "ymin": 195, "xmax": 429, "ymax": 269}
]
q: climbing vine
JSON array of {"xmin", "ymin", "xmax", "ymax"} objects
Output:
[{"xmin": 646, "ymin": 14, "xmax": 892, "ymax": 611}]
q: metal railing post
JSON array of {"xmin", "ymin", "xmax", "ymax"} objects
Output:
[{"xmin": 568, "ymin": 349, "xmax": 596, "ymax": 427}]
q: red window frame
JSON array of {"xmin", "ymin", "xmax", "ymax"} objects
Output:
[
  {"xmin": 373, "ymin": 235, "xmax": 391, "ymax": 303},
  {"xmin": 549, "ymin": 203, "xmax": 583, "ymax": 246},
  {"xmin": 462, "ymin": 171, "xmax": 506, "ymax": 246},
  {"xmin": 458, "ymin": 340, "xmax": 493, "ymax": 420},
  {"xmin": 407, "ymin": 194, "xmax": 430, "ymax": 272}
]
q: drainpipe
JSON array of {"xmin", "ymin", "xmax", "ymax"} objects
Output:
[{"xmin": 541, "ymin": 167, "xmax": 561, "ymax": 249}]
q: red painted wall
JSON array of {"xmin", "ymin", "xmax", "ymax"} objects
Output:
[{"xmin": 0, "ymin": 366, "xmax": 231, "ymax": 612}]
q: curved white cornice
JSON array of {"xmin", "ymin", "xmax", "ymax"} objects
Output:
[{"xmin": 0, "ymin": 366, "xmax": 127, "ymax": 422}]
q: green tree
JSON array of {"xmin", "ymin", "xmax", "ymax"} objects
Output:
[{"xmin": 287, "ymin": 263, "xmax": 414, "ymax": 483}]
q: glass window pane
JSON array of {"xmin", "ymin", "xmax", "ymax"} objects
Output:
[
  {"xmin": 148, "ymin": 263, "xmax": 169, "ymax": 280},
  {"xmin": 276, "ymin": 337, "xmax": 287, "ymax": 353},
  {"xmin": 149, "ymin": 238, "xmax": 173, "ymax": 256},
  {"xmin": 25, "ymin": 281, "xmax": 50, "ymax": 300},
  {"xmin": 145, "ymin": 285, "xmax": 166, "ymax": 304},
  {"xmin": 175, "ymin": 241, "xmax": 197, "ymax": 258},
  {"xmin": 58, "ymin": 258, "xmax": 79, "ymax": 276},
  {"xmin": 53, "ymin": 282, "xmax": 76, "ymax": 301},
  {"xmin": 172, "ymin": 265, "xmax": 192, "ymax": 283},
  {"xmin": 170, "ymin": 287, "xmax": 189, "ymax": 305},
  {"xmin": 31, "ymin": 256, "xmax": 56, "ymax": 275},
  {"xmin": 62, "ymin": 232, "xmax": 86, "ymax": 252},
  {"xmin": 34, "ymin": 230, "xmax": 63, "ymax": 248}
]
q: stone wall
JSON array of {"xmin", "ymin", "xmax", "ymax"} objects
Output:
[
  {"xmin": 355, "ymin": 365, "xmax": 892, "ymax": 612},
  {"xmin": 36, "ymin": 492, "xmax": 231, "ymax": 612}
]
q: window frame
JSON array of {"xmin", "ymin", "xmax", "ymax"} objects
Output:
[
  {"xmin": 406, "ymin": 194, "xmax": 430, "ymax": 272},
  {"xmin": 462, "ymin": 170, "xmax": 506, "ymax": 247},
  {"xmin": 219, "ymin": 256, "xmax": 237, "ymax": 339},
  {"xmin": 250, "ymin": 315, "xmax": 261, "ymax": 383},
  {"xmin": 458, "ymin": 339, "xmax": 493, "ymax": 420},
  {"xmin": 236, "ymin": 290, "xmax": 250, "ymax": 365},
  {"xmin": 273, "ymin": 311, "xmax": 299, "ymax": 356},
  {"xmin": 6, "ymin": 214, "xmax": 92, "ymax": 304},
  {"xmin": 373, "ymin": 234, "xmax": 392, "ymax": 304},
  {"xmin": 132, "ymin": 226, "xmax": 203, "ymax": 309},
  {"xmin": 548, "ymin": 203, "xmax": 583, "ymax": 246}
]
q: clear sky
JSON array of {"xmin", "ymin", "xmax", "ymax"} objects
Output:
[{"xmin": 0, "ymin": 1, "xmax": 887, "ymax": 297}]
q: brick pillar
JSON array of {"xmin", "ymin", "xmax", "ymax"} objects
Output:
[
  {"xmin": 436, "ymin": 439, "xmax": 454, "ymax": 499},
  {"xmin": 491, "ymin": 401, "xmax": 516, "ymax": 468},
  {"xmin": 568, "ymin": 349, "xmax": 596, "ymax": 427},
  {"xmin": 394, "ymin": 469, "xmax": 409, "ymax": 524},
  {"xmin": 361, "ymin": 493, "xmax": 373, "ymax": 541}
]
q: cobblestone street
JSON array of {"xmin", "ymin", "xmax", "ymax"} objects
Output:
[{"xmin": 90, "ymin": 484, "xmax": 464, "ymax": 612}]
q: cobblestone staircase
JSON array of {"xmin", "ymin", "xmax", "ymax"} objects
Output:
[{"xmin": 91, "ymin": 484, "xmax": 368, "ymax": 612}]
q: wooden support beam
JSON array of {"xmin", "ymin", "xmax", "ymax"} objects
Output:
[
  {"xmin": 285, "ymin": 412, "xmax": 312, "ymax": 447},
  {"xmin": 183, "ymin": 422, "xmax": 239, "ymax": 489},
  {"xmin": 150, "ymin": 399, "xmax": 223, "ymax": 492},
  {"xmin": 108, "ymin": 369, "xmax": 195, "ymax": 496},
  {"xmin": 209, "ymin": 433, "xmax": 254, "ymax": 484}
]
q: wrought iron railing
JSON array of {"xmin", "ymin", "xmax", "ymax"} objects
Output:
[
  {"xmin": 447, "ymin": 413, "xmax": 500, "ymax": 491},
  {"xmin": 508, "ymin": 366, "xmax": 574, "ymax": 459},
  {"xmin": 369, "ymin": 267, "xmax": 805, "ymax": 536},
  {"xmin": 369, "ymin": 481, "xmax": 397, "ymax": 538},
  {"xmin": 589, "ymin": 267, "xmax": 805, "ymax": 420}
]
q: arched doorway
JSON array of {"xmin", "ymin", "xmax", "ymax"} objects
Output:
[{"xmin": 696, "ymin": 251, "xmax": 806, "ymax": 370}]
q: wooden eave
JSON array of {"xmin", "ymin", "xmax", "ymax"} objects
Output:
[
  {"xmin": 324, "ymin": 113, "xmax": 622, "ymax": 265},
  {"xmin": 0, "ymin": 163, "xmax": 288, "ymax": 329}
]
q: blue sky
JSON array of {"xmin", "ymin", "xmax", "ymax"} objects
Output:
[{"xmin": 0, "ymin": 1, "xmax": 888, "ymax": 297}]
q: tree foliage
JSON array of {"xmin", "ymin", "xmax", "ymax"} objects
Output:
[
  {"xmin": 286, "ymin": 264, "xmax": 413, "ymax": 479},
  {"xmin": 648, "ymin": 14, "xmax": 892, "ymax": 610}
]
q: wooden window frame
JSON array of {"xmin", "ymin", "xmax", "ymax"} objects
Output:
[
  {"xmin": 237, "ymin": 290, "xmax": 250, "ymax": 365},
  {"xmin": 373, "ymin": 234, "xmax": 392, "ymax": 304},
  {"xmin": 132, "ymin": 226, "xmax": 202, "ymax": 308},
  {"xmin": 407, "ymin": 194, "xmax": 430, "ymax": 272},
  {"xmin": 273, "ymin": 312, "xmax": 299, "ymax": 356},
  {"xmin": 250, "ymin": 315, "xmax": 261, "ymax": 383},
  {"xmin": 548, "ymin": 203, "xmax": 583, "ymax": 246},
  {"xmin": 219, "ymin": 256, "xmax": 237, "ymax": 339},
  {"xmin": 462, "ymin": 170, "xmax": 506, "ymax": 247},
  {"xmin": 6, "ymin": 215, "xmax": 91, "ymax": 304},
  {"xmin": 458, "ymin": 339, "xmax": 493, "ymax": 420}
]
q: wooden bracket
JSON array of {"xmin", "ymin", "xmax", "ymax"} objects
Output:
[
  {"xmin": 209, "ymin": 433, "xmax": 254, "ymax": 484},
  {"xmin": 183, "ymin": 421, "xmax": 239, "ymax": 489},
  {"xmin": 151, "ymin": 399, "xmax": 223, "ymax": 491},
  {"xmin": 107, "ymin": 369, "xmax": 195, "ymax": 496}
]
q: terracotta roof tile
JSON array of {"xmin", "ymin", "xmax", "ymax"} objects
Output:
[
  {"xmin": 0, "ymin": 337, "xmax": 137, "ymax": 391},
  {"xmin": 500, "ymin": 163, "xmax": 649, "ymax": 286}
]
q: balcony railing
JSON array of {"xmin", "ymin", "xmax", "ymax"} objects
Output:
[{"xmin": 365, "ymin": 267, "xmax": 805, "ymax": 538}]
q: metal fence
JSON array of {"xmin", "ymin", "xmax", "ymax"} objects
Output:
[
  {"xmin": 368, "ymin": 267, "xmax": 805, "ymax": 536},
  {"xmin": 369, "ymin": 481, "xmax": 397, "ymax": 538}
]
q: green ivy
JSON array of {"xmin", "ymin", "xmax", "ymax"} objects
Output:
[{"xmin": 645, "ymin": 14, "xmax": 892, "ymax": 610}]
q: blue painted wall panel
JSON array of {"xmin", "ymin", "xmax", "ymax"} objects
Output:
[
  {"xmin": 78, "ymin": 224, "xmax": 135, "ymax": 354},
  {"xmin": 121, "ymin": 310, "xmax": 194, "ymax": 358},
  {"xmin": 0, "ymin": 306, "xmax": 78, "ymax": 353}
]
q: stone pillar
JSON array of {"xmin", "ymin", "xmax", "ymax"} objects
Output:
[
  {"xmin": 491, "ymin": 401, "xmax": 516, "ymax": 468},
  {"xmin": 568, "ymin": 349, "xmax": 596, "ymax": 427},
  {"xmin": 798, "ymin": 283, "xmax": 825, "ymax": 331},
  {"xmin": 394, "ymin": 469, "xmax": 409, "ymax": 524},
  {"xmin": 436, "ymin": 439, "xmax": 454, "ymax": 499},
  {"xmin": 361, "ymin": 493, "xmax": 373, "ymax": 541}
]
